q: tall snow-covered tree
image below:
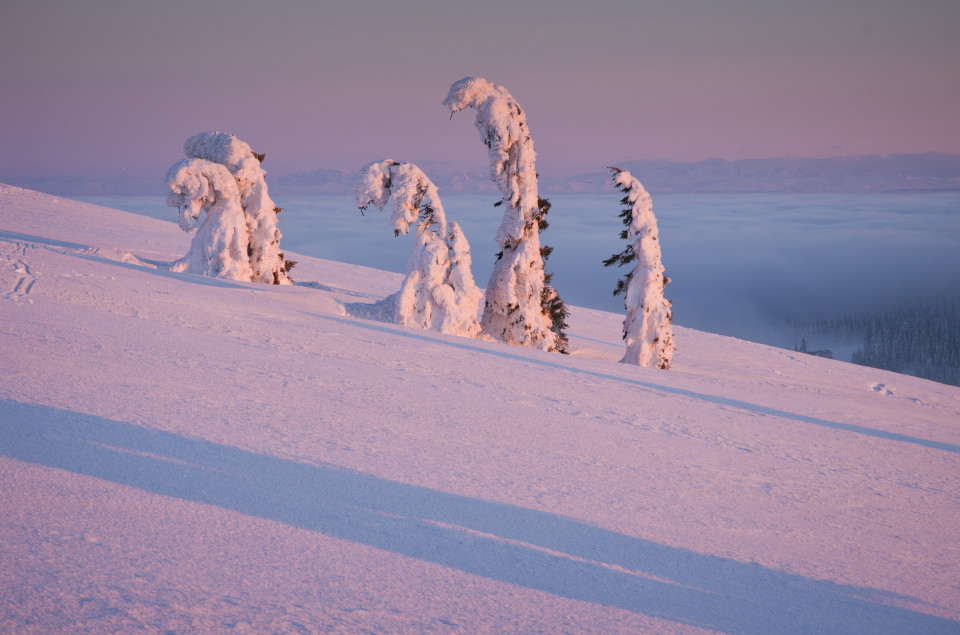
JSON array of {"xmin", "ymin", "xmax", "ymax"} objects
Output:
[
  {"xmin": 166, "ymin": 158, "xmax": 253, "ymax": 281},
  {"xmin": 603, "ymin": 168, "xmax": 675, "ymax": 368},
  {"xmin": 354, "ymin": 160, "xmax": 483, "ymax": 338},
  {"xmin": 167, "ymin": 132, "xmax": 293, "ymax": 284},
  {"xmin": 443, "ymin": 77, "xmax": 568, "ymax": 352}
]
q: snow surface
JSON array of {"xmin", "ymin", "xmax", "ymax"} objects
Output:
[{"xmin": 2, "ymin": 183, "xmax": 959, "ymax": 633}]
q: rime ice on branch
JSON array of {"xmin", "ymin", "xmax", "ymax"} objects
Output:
[
  {"xmin": 354, "ymin": 160, "xmax": 483, "ymax": 338},
  {"xmin": 166, "ymin": 132, "xmax": 293, "ymax": 284},
  {"xmin": 603, "ymin": 168, "xmax": 675, "ymax": 368},
  {"xmin": 443, "ymin": 77, "xmax": 568, "ymax": 353}
]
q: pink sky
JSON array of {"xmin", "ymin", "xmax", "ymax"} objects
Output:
[{"xmin": 2, "ymin": 0, "xmax": 958, "ymax": 180}]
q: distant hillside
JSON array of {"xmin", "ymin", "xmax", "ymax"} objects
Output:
[
  {"xmin": 271, "ymin": 168, "xmax": 356, "ymax": 194},
  {"xmin": 5, "ymin": 153, "xmax": 960, "ymax": 196},
  {"xmin": 272, "ymin": 153, "xmax": 960, "ymax": 195},
  {"xmin": 270, "ymin": 167, "xmax": 500, "ymax": 196},
  {"xmin": 563, "ymin": 153, "xmax": 960, "ymax": 194}
]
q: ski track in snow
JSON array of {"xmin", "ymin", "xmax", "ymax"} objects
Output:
[
  {"xmin": 2, "ymin": 241, "xmax": 38, "ymax": 301},
  {"xmin": 1, "ymin": 184, "xmax": 959, "ymax": 633}
]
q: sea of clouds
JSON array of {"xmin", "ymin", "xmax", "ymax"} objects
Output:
[{"xmin": 75, "ymin": 191, "xmax": 960, "ymax": 352}]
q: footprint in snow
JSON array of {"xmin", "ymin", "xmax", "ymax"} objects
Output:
[{"xmin": 871, "ymin": 383, "xmax": 894, "ymax": 395}]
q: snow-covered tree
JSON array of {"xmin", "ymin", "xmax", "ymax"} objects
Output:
[
  {"xmin": 354, "ymin": 160, "xmax": 483, "ymax": 337},
  {"xmin": 167, "ymin": 132, "xmax": 294, "ymax": 284},
  {"xmin": 166, "ymin": 158, "xmax": 253, "ymax": 281},
  {"xmin": 443, "ymin": 77, "xmax": 568, "ymax": 352},
  {"xmin": 603, "ymin": 168, "xmax": 675, "ymax": 368}
]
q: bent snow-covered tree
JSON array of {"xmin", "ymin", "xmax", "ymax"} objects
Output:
[
  {"xmin": 354, "ymin": 160, "xmax": 483, "ymax": 337},
  {"xmin": 166, "ymin": 158, "xmax": 253, "ymax": 281},
  {"xmin": 603, "ymin": 168, "xmax": 675, "ymax": 368},
  {"xmin": 166, "ymin": 132, "xmax": 293, "ymax": 284},
  {"xmin": 443, "ymin": 77, "xmax": 568, "ymax": 352}
]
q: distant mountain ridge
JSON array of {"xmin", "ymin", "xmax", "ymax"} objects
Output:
[
  {"xmin": 230, "ymin": 153, "xmax": 960, "ymax": 196},
  {"xmin": 5, "ymin": 153, "xmax": 959, "ymax": 196},
  {"xmin": 573, "ymin": 153, "xmax": 960, "ymax": 194},
  {"xmin": 272, "ymin": 168, "xmax": 356, "ymax": 193},
  {"xmin": 270, "ymin": 167, "xmax": 502, "ymax": 196}
]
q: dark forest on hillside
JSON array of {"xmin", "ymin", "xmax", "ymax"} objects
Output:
[{"xmin": 794, "ymin": 301, "xmax": 960, "ymax": 387}]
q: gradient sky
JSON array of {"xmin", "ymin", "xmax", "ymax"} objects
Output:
[{"xmin": 2, "ymin": 0, "xmax": 959, "ymax": 181}]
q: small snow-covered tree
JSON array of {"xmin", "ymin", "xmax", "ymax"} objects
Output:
[
  {"xmin": 166, "ymin": 158, "xmax": 253, "ymax": 281},
  {"xmin": 443, "ymin": 77, "xmax": 568, "ymax": 352},
  {"xmin": 354, "ymin": 160, "xmax": 483, "ymax": 337},
  {"xmin": 167, "ymin": 132, "xmax": 293, "ymax": 284},
  {"xmin": 603, "ymin": 168, "xmax": 675, "ymax": 368}
]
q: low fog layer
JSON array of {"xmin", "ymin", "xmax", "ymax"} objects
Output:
[
  {"xmin": 75, "ymin": 191, "xmax": 960, "ymax": 349},
  {"xmin": 278, "ymin": 192, "xmax": 960, "ymax": 345}
]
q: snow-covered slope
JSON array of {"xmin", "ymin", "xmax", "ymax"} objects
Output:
[{"xmin": 2, "ymin": 184, "xmax": 958, "ymax": 633}]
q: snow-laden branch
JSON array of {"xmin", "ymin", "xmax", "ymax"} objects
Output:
[
  {"xmin": 605, "ymin": 168, "xmax": 675, "ymax": 368},
  {"xmin": 355, "ymin": 159, "xmax": 447, "ymax": 238},
  {"xmin": 354, "ymin": 160, "xmax": 482, "ymax": 337},
  {"xmin": 184, "ymin": 132, "xmax": 258, "ymax": 174},
  {"xmin": 443, "ymin": 77, "xmax": 539, "ymax": 246}
]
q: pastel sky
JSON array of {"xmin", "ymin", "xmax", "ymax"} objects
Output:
[{"xmin": 2, "ymin": 0, "xmax": 958, "ymax": 180}]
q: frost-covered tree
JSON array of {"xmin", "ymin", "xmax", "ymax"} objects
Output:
[
  {"xmin": 354, "ymin": 160, "xmax": 483, "ymax": 337},
  {"xmin": 166, "ymin": 132, "xmax": 294, "ymax": 284},
  {"xmin": 603, "ymin": 168, "xmax": 675, "ymax": 368},
  {"xmin": 443, "ymin": 77, "xmax": 568, "ymax": 352},
  {"xmin": 166, "ymin": 158, "xmax": 253, "ymax": 281}
]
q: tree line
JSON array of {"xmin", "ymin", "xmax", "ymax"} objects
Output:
[{"xmin": 794, "ymin": 302, "xmax": 960, "ymax": 386}]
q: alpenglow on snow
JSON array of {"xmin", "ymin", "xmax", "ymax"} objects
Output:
[
  {"xmin": 354, "ymin": 160, "xmax": 483, "ymax": 337},
  {"xmin": 443, "ymin": 77, "xmax": 568, "ymax": 353},
  {"xmin": 604, "ymin": 168, "xmax": 675, "ymax": 369},
  {"xmin": 166, "ymin": 132, "xmax": 294, "ymax": 285}
]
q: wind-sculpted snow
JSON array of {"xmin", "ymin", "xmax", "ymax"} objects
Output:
[
  {"xmin": 166, "ymin": 158, "xmax": 253, "ymax": 281},
  {"xmin": 444, "ymin": 78, "xmax": 566, "ymax": 352},
  {"xmin": 355, "ymin": 160, "xmax": 447, "ymax": 238},
  {"xmin": 443, "ymin": 77, "xmax": 539, "ymax": 244},
  {"xmin": 608, "ymin": 169, "xmax": 676, "ymax": 368},
  {"xmin": 183, "ymin": 131, "xmax": 257, "ymax": 174},
  {"xmin": 2, "ymin": 184, "xmax": 959, "ymax": 632},
  {"xmin": 353, "ymin": 161, "xmax": 482, "ymax": 337},
  {"xmin": 169, "ymin": 132, "xmax": 292, "ymax": 285}
]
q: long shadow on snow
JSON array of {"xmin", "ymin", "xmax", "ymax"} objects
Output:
[
  {"xmin": 1, "ymin": 399, "xmax": 955, "ymax": 634},
  {"xmin": 326, "ymin": 311, "xmax": 960, "ymax": 455}
]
